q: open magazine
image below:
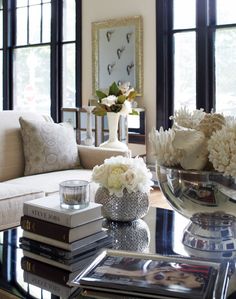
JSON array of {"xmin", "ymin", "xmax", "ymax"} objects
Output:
[{"xmin": 72, "ymin": 250, "xmax": 230, "ymax": 299}]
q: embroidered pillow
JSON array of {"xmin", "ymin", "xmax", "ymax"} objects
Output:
[{"xmin": 19, "ymin": 117, "xmax": 80, "ymax": 175}]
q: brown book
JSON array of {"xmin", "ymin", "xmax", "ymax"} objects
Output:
[{"xmin": 21, "ymin": 215, "xmax": 103, "ymax": 243}]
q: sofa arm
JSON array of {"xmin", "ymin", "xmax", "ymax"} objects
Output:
[{"xmin": 78, "ymin": 145, "xmax": 131, "ymax": 169}]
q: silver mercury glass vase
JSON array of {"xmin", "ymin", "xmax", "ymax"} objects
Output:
[
  {"xmin": 156, "ymin": 164, "xmax": 236, "ymax": 259},
  {"xmin": 95, "ymin": 187, "xmax": 149, "ymax": 222}
]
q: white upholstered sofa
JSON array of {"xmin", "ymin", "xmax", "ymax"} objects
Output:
[{"xmin": 0, "ymin": 111, "xmax": 130, "ymax": 231}]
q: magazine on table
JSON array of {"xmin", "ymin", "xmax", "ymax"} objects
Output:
[{"xmin": 72, "ymin": 250, "xmax": 230, "ymax": 299}]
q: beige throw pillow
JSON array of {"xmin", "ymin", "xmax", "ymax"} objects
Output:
[{"xmin": 19, "ymin": 117, "xmax": 80, "ymax": 176}]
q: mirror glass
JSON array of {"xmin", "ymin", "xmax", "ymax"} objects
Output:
[{"xmin": 92, "ymin": 16, "xmax": 143, "ymax": 95}]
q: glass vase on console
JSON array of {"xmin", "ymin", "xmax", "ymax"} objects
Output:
[{"xmin": 82, "ymin": 105, "xmax": 95, "ymax": 146}]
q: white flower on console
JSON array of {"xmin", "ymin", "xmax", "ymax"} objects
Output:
[
  {"xmin": 93, "ymin": 81, "xmax": 137, "ymax": 117},
  {"xmin": 118, "ymin": 82, "xmax": 131, "ymax": 94},
  {"xmin": 101, "ymin": 95, "xmax": 117, "ymax": 107},
  {"xmin": 120, "ymin": 100, "xmax": 132, "ymax": 115}
]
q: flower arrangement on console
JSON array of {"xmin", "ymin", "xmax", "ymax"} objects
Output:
[
  {"xmin": 92, "ymin": 156, "xmax": 153, "ymax": 197},
  {"xmin": 92, "ymin": 81, "xmax": 137, "ymax": 116},
  {"xmin": 149, "ymin": 107, "xmax": 236, "ymax": 178}
]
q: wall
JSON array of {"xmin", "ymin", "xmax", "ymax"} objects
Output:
[{"xmin": 82, "ymin": 0, "xmax": 156, "ymax": 162}]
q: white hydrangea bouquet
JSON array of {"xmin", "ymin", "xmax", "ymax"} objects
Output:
[
  {"xmin": 149, "ymin": 107, "xmax": 236, "ymax": 179},
  {"xmin": 92, "ymin": 156, "xmax": 153, "ymax": 197}
]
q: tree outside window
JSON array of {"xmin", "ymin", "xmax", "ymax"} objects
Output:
[
  {"xmin": 156, "ymin": 0, "xmax": 236, "ymax": 128},
  {"xmin": 1, "ymin": 0, "xmax": 81, "ymax": 121}
]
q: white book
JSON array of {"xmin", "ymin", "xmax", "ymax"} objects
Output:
[
  {"xmin": 22, "ymin": 229, "xmax": 108, "ymax": 251},
  {"xmin": 23, "ymin": 196, "xmax": 102, "ymax": 227},
  {"xmin": 23, "ymin": 271, "xmax": 78, "ymax": 298}
]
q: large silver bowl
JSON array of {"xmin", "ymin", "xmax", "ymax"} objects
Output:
[{"xmin": 156, "ymin": 164, "xmax": 236, "ymax": 257}]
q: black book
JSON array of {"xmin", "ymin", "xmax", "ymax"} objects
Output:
[
  {"xmin": 22, "ymin": 228, "xmax": 108, "ymax": 251},
  {"xmin": 73, "ymin": 250, "xmax": 230, "ymax": 299},
  {"xmin": 20, "ymin": 243, "xmax": 106, "ymax": 265},
  {"xmin": 22, "ymin": 248, "xmax": 95, "ymax": 272},
  {"xmin": 19, "ymin": 235, "xmax": 112, "ymax": 260}
]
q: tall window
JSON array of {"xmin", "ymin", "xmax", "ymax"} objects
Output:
[
  {"xmin": 62, "ymin": 0, "xmax": 76, "ymax": 107},
  {"xmin": 13, "ymin": 0, "xmax": 51, "ymax": 114},
  {"xmin": 1, "ymin": 0, "xmax": 81, "ymax": 121},
  {"xmin": 156, "ymin": 0, "xmax": 236, "ymax": 128}
]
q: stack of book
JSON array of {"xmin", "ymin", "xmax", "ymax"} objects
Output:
[
  {"xmin": 73, "ymin": 249, "xmax": 231, "ymax": 299},
  {"xmin": 20, "ymin": 196, "xmax": 112, "ymax": 297}
]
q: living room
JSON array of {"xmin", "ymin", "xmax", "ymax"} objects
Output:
[
  {"xmin": 1, "ymin": 0, "xmax": 235, "ymax": 160},
  {"xmin": 1, "ymin": 0, "xmax": 236, "ymax": 298}
]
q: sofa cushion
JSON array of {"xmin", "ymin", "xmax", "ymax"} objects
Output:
[
  {"xmin": 19, "ymin": 117, "xmax": 80, "ymax": 176},
  {"xmin": 0, "ymin": 183, "xmax": 45, "ymax": 231},
  {"xmin": 0, "ymin": 111, "xmax": 53, "ymax": 182},
  {"xmin": 5, "ymin": 169, "xmax": 97, "ymax": 200},
  {"xmin": 78, "ymin": 145, "xmax": 131, "ymax": 169}
]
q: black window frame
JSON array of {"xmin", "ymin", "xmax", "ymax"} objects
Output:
[
  {"xmin": 1, "ymin": 0, "xmax": 82, "ymax": 122},
  {"xmin": 156, "ymin": 0, "xmax": 236, "ymax": 129}
]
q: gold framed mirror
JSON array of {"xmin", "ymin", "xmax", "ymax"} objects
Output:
[{"xmin": 92, "ymin": 16, "xmax": 143, "ymax": 95}]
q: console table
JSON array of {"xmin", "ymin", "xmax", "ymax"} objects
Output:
[{"xmin": 0, "ymin": 207, "xmax": 235, "ymax": 298}]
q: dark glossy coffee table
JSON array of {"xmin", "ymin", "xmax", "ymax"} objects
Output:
[{"xmin": 0, "ymin": 207, "xmax": 236, "ymax": 299}]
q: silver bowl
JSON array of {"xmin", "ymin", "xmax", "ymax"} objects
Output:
[{"xmin": 156, "ymin": 164, "xmax": 236, "ymax": 257}]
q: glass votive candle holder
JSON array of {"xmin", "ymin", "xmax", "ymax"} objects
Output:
[{"xmin": 59, "ymin": 180, "xmax": 90, "ymax": 210}]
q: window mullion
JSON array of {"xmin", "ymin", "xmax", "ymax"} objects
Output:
[
  {"xmin": 156, "ymin": 0, "xmax": 173, "ymax": 129},
  {"xmin": 208, "ymin": 0, "xmax": 216, "ymax": 111},
  {"xmin": 51, "ymin": 0, "xmax": 63, "ymax": 122},
  {"xmin": 2, "ymin": 0, "xmax": 15, "ymax": 110},
  {"xmin": 196, "ymin": 0, "xmax": 211, "ymax": 111}
]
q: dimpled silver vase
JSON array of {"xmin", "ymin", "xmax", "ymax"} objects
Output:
[{"xmin": 95, "ymin": 187, "xmax": 149, "ymax": 222}]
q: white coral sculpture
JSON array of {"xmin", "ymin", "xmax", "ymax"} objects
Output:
[
  {"xmin": 149, "ymin": 127, "xmax": 181, "ymax": 167},
  {"xmin": 170, "ymin": 107, "xmax": 205, "ymax": 129},
  {"xmin": 208, "ymin": 122, "xmax": 236, "ymax": 178},
  {"xmin": 196, "ymin": 113, "xmax": 226, "ymax": 137},
  {"xmin": 150, "ymin": 107, "xmax": 236, "ymax": 175},
  {"xmin": 173, "ymin": 129, "xmax": 209, "ymax": 170}
]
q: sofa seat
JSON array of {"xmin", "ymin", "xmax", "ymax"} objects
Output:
[
  {"xmin": 0, "ymin": 183, "xmax": 45, "ymax": 230},
  {"xmin": 2, "ymin": 169, "xmax": 99, "ymax": 230},
  {"xmin": 5, "ymin": 169, "xmax": 97, "ymax": 198}
]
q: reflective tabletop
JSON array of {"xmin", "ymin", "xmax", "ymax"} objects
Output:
[{"xmin": 0, "ymin": 207, "xmax": 236, "ymax": 299}]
